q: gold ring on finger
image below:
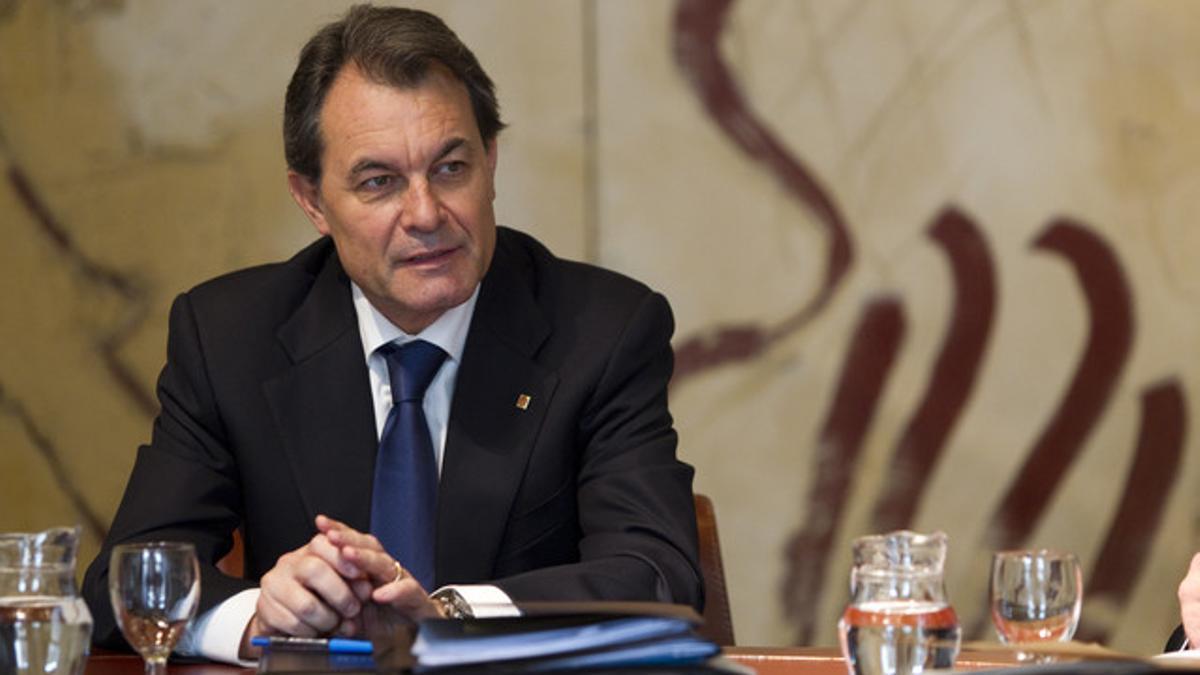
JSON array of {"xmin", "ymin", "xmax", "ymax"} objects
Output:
[{"xmin": 392, "ymin": 560, "xmax": 405, "ymax": 584}]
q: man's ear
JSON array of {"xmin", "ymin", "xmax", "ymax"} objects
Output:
[{"xmin": 287, "ymin": 170, "xmax": 330, "ymax": 235}]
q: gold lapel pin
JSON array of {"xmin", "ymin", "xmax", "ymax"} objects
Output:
[{"xmin": 516, "ymin": 394, "xmax": 532, "ymax": 410}]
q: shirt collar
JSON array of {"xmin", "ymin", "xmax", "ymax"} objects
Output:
[{"xmin": 352, "ymin": 283, "xmax": 479, "ymax": 363}]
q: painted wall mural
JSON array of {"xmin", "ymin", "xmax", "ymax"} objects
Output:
[
  {"xmin": 2, "ymin": 0, "xmax": 1199, "ymax": 654},
  {"xmin": 665, "ymin": 0, "xmax": 1196, "ymax": 649}
]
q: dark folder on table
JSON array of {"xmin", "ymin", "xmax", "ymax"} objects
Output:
[
  {"xmin": 257, "ymin": 601, "xmax": 724, "ymax": 673},
  {"xmin": 409, "ymin": 602, "xmax": 718, "ymax": 672}
]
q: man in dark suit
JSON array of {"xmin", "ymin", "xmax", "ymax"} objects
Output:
[{"xmin": 82, "ymin": 4, "xmax": 700, "ymax": 663}]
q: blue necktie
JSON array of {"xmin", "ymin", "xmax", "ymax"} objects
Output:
[{"xmin": 369, "ymin": 339, "xmax": 446, "ymax": 589}]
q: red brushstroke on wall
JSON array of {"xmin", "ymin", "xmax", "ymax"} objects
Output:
[
  {"xmin": 870, "ymin": 208, "xmax": 997, "ymax": 533},
  {"xmin": 1076, "ymin": 380, "xmax": 1186, "ymax": 643},
  {"xmin": 987, "ymin": 220, "xmax": 1134, "ymax": 552},
  {"xmin": 782, "ymin": 297, "xmax": 906, "ymax": 644},
  {"xmin": 671, "ymin": 0, "xmax": 852, "ymax": 383},
  {"xmin": 672, "ymin": 327, "xmax": 768, "ymax": 382}
]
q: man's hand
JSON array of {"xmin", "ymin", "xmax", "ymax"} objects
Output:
[
  {"xmin": 237, "ymin": 515, "xmax": 446, "ymax": 660},
  {"xmin": 1180, "ymin": 553, "xmax": 1200, "ymax": 647},
  {"xmin": 318, "ymin": 516, "xmax": 444, "ymax": 620},
  {"xmin": 238, "ymin": 516, "xmax": 373, "ymax": 659}
]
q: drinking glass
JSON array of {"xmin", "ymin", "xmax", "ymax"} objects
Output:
[
  {"xmin": 989, "ymin": 550, "xmax": 1082, "ymax": 660},
  {"xmin": 108, "ymin": 543, "xmax": 200, "ymax": 675}
]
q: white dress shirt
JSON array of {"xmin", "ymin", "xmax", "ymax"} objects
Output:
[{"xmin": 177, "ymin": 282, "xmax": 516, "ymax": 665}]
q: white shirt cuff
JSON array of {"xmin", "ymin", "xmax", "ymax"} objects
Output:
[
  {"xmin": 175, "ymin": 583, "xmax": 510, "ymax": 663},
  {"xmin": 438, "ymin": 584, "xmax": 521, "ymax": 617},
  {"xmin": 176, "ymin": 588, "xmax": 259, "ymax": 666}
]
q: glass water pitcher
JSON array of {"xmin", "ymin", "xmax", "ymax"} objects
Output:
[
  {"xmin": 838, "ymin": 530, "xmax": 961, "ymax": 675},
  {"xmin": 0, "ymin": 526, "xmax": 93, "ymax": 675}
]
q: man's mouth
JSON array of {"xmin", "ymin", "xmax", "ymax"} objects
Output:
[{"xmin": 401, "ymin": 247, "xmax": 457, "ymax": 265}]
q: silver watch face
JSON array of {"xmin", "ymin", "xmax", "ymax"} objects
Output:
[
  {"xmin": 448, "ymin": 591, "xmax": 472, "ymax": 619},
  {"xmin": 434, "ymin": 589, "xmax": 470, "ymax": 618}
]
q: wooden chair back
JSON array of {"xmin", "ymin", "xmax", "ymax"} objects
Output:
[{"xmin": 694, "ymin": 492, "xmax": 735, "ymax": 645}]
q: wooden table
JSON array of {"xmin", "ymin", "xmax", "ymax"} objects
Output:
[
  {"xmin": 84, "ymin": 646, "xmax": 1020, "ymax": 674},
  {"xmin": 723, "ymin": 646, "xmax": 1017, "ymax": 675},
  {"xmin": 84, "ymin": 650, "xmax": 253, "ymax": 675}
]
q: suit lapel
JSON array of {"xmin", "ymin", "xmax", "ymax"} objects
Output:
[
  {"xmin": 263, "ymin": 251, "xmax": 378, "ymax": 532},
  {"xmin": 437, "ymin": 234, "xmax": 559, "ymax": 584}
]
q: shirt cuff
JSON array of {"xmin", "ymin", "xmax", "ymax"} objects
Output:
[
  {"xmin": 176, "ymin": 588, "xmax": 259, "ymax": 666},
  {"xmin": 438, "ymin": 584, "xmax": 521, "ymax": 618}
]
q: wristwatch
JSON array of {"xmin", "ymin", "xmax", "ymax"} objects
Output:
[{"xmin": 431, "ymin": 588, "xmax": 473, "ymax": 619}]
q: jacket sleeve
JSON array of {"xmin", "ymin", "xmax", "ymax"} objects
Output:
[{"xmin": 492, "ymin": 291, "xmax": 704, "ymax": 611}]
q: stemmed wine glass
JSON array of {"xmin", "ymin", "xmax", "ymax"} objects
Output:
[
  {"xmin": 989, "ymin": 549, "xmax": 1082, "ymax": 661},
  {"xmin": 109, "ymin": 542, "xmax": 200, "ymax": 675}
]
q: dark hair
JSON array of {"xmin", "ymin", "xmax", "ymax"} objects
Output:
[{"xmin": 283, "ymin": 4, "xmax": 505, "ymax": 182}]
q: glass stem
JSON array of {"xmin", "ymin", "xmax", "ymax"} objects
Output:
[{"xmin": 144, "ymin": 656, "xmax": 168, "ymax": 675}]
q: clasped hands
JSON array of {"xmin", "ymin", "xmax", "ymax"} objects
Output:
[{"xmin": 240, "ymin": 515, "xmax": 443, "ymax": 659}]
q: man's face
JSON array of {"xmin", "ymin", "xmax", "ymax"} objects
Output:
[{"xmin": 288, "ymin": 63, "xmax": 498, "ymax": 334}]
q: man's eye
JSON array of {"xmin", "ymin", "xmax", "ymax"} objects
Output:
[
  {"xmin": 359, "ymin": 175, "xmax": 392, "ymax": 190},
  {"xmin": 435, "ymin": 161, "xmax": 466, "ymax": 177}
]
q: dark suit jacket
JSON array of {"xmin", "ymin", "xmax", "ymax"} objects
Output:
[
  {"xmin": 1167, "ymin": 624, "xmax": 1186, "ymax": 651},
  {"xmin": 82, "ymin": 227, "xmax": 702, "ymax": 646}
]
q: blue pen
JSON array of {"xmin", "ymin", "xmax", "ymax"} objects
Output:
[{"xmin": 251, "ymin": 636, "xmax": 374, "ymax": 654}]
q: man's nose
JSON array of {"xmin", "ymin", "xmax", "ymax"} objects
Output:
[{"xmin": 399, "ymin": 180, "xmax": 441, "ymax": 231}]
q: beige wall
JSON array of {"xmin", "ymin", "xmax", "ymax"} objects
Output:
[{"xmin": 3, "ymin": 0, "xmax": 1198, "ymax": 653}]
